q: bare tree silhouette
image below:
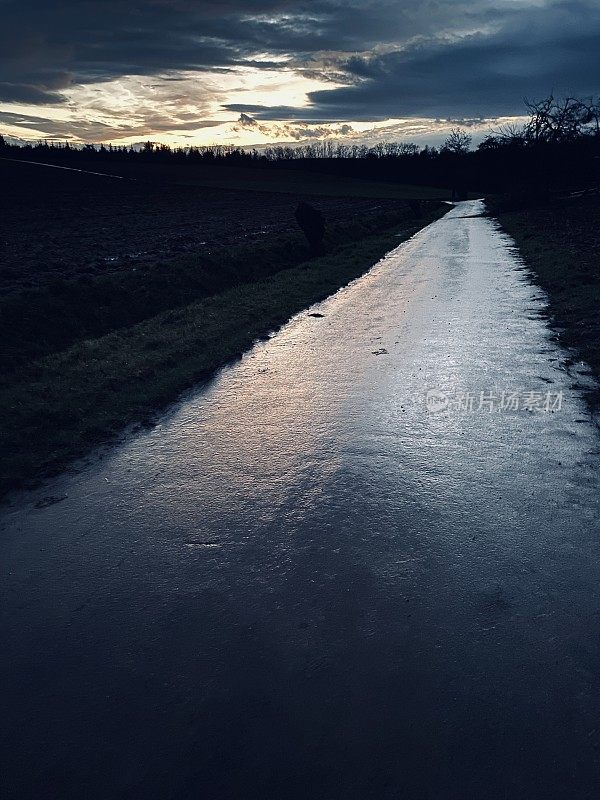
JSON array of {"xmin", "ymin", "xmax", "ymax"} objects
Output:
[{"xmin": 443, "ymin": 129, "xmax": 472, "ymax": 154}]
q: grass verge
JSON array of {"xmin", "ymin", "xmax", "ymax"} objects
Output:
[
  {"xmin": 495, "ymin": 196, "xmax": 600, "ymax": 401},
  {"xmin": 0, "ymin": 207, "xmax": 445, "ymax": 498}
]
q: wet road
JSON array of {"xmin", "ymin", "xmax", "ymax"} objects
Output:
[{"xmin": 2, "ymin": 201, "xmax": 600, "ymax": 799}]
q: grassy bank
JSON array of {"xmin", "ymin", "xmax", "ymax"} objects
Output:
[
  {"xmin": 0, "ymin": 207, "xmax": 445, "ymax": 498},
  {"xmin": 495, "ymin": 195, "xmax": 600, "ymax": 399}
]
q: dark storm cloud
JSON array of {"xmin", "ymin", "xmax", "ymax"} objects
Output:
[
  {"xmin": 0, "ymin": 82, "xmax": 64, "ymax": 104},
  {"xmin": 225, "ymin": 1, "xmax": 600, "ymax": 121},
  {"xmin": 224, "ymin": 104, "xmax": 335, "ymax": 121},
  {"xmin": 304, "ymin": 0, "xmax": 600, "ymax": 119},
  {"xmin": 0, "ymin": 0, "xmax": 298, "ymax": 103},
  {"xmin": 0, "ymin": 0, "xmax": 599, "ymax": 121}
]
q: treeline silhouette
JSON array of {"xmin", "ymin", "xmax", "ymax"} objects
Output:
[{"xmin": 2, "ymin": 95, "xmax": 599, "ymax": 198}]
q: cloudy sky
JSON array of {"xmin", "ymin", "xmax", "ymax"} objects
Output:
[{"xmin": 1, "ymin": 0, "xmax": 599, "ymax": 147}]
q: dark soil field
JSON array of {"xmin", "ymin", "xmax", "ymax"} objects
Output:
[
  {"xmin": 0, "ymin": 157, "xmax": 446, "ymax": 495},
  {"xmin": 0, "ymin": 159, "xmax": 415, "ymax": 292}
]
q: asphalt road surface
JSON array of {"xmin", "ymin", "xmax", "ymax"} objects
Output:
[{"xmin": 2, "ymin": 201, "xmax": 600, "ymax": 799}]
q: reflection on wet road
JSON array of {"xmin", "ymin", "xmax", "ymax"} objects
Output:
[{"xmin": 2, "ymin": 201, "xmax": 600, "ymax": 799}]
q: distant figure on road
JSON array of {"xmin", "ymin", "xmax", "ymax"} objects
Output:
[{"xmin": 295, "ymin": 201, "xmax": 325, "ymax": 255}]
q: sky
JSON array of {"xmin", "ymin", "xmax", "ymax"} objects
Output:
[{"xmin": 0, "ymin": 0, "xmax": 599, "ymax": 148}]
